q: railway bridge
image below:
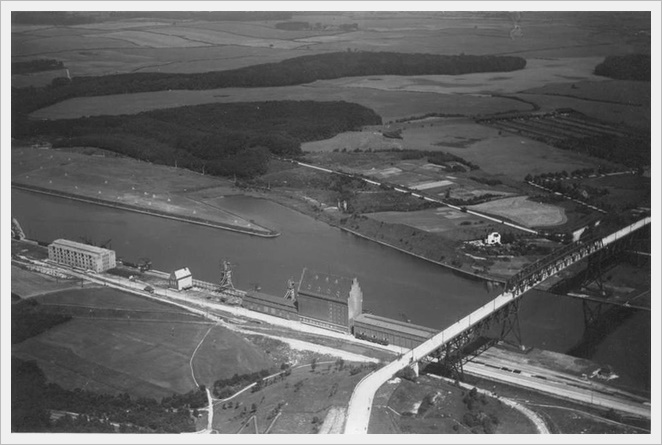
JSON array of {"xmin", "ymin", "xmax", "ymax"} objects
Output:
[{"xmin": 344, "ymin": 217, "xmax": 651, "ymax": 434}]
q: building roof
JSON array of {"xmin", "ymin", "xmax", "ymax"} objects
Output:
[
  {"xmin": 354, "ymin": 313, "xmax": 438, "ymax": 340},
  {"xmin": 297, "ymin": 268, "xmax": 354, "ymax": 302},
  {"xmin": 171, "ymin": 267, "xmax": 192, "ymax": 280},
  {"xmin": 244, "ymin": 291, "xmax": 296, "ymax": 308},
  {"xmin": 50, "ymin": 239, "xmax": 113, "ymax": 255}
]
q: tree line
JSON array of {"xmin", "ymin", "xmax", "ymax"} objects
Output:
[
  {"xmin": 12, "ymin": 299, "xmax": 72, "ymax": 344},
  {"xmin": 12, "ymin": 357, "xmax": 205, "ymax": 433},
  {"xmin": 594, "ymin": 54, "xmax": 651, "ymax": 81},
  {"xmin": 12, "ymin": 52, "xmax": 526, "ymax": 116},
  {"xmin": 17, "ymin": 100, "xmax": 382, "ymax": 179}
]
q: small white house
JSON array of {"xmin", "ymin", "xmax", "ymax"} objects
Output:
[
  {"xmin": 169, "ymin": 267, "xmax": 193, "ymax": 290},
  {"xmin": 485, "ymin": 232, "xmax": 501, "ymax": 245}
]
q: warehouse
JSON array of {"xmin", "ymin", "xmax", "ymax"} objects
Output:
[
  {"xmin": 353, "ymin": 313, "xmax": 438, "ymax": 349},
  {"xmin": 242, "ymin": 290, "xmax": 298, "ymax": 320},
  {"xmin": 296, "ymin": 268, "xmax": 363, "ymax": 333},
  {"xmin": 169, "ymin": 268, "xmax": 193, "ymax": 290},
  {"xmin": 48, "ymin": 239, "xmax": 116, "ymax": 272}
]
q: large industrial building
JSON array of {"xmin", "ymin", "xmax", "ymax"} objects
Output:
[
  {"xmin": 296, "ymin": 268, "xmax": 363, "ymax": 333},
  {"xmin": 48, "ymin": 239, "xmax": 116, "ymax": 272}
]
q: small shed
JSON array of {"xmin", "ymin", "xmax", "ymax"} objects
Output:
[
  {"xmin": 169, "ymin": 267, "xmax": 192, "ymax": 290},
  {"xmin": 485, "ymin": 232, "xmax": 501, "ymax": 245}
]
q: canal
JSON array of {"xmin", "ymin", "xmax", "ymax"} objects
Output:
[{"xmin": 11, "ymin": 188, "xmax": 650, "ymax": 393}]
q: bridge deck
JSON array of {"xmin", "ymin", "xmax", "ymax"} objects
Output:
[{"xmin": 344, "ymin": 217, "xmax": 651, "ymax": 434}]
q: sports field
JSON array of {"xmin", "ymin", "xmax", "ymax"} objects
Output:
[
  {"xmin": 366, "ymin": 207, "xmax": 485, "ymax": 234},
  {"xmin": 13, "ymin": 287, "xmax": 275, "ymax": 398},
  {"xmin": 468, "ymin": 195, "xmax": 567, "ymax": 227}
]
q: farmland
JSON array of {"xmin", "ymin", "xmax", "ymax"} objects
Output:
[{"xmin": 12, "ymin": 287, "xmax": 276, "ymax": 399}]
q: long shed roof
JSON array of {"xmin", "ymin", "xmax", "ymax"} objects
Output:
[
  {"xmin": 354, "ymin": 313, "xmax": 438, "ymax": 340},
  {"xmin": 245, "ymin": 291, "xmax": 296, "ymax": 308}
]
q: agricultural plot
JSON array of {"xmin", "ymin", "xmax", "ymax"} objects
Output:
[
  {"xmin": 468, "ymin": 195, "xmax": 567, "ymax": 228},
  {"xmin": 400, "ymin": 128, "xmax": 602, "ymax": 178},
  {"xmin": 89, "ymin": 30, "xmax": 208, "ymax": 48},
  {"xmin": 156, "ymin": 27, "xmax": 308, "ymax": 49},
  {"xmin": 523, "ymin": 79, "xmax": 650, "ymax": 107},
  {"xmin": 30, "ymin": 81, "xmax": 530, "ymax": 122},
  {"xmin": 334, "ymin": 57, "xmax": 606, "ymax": 96}
]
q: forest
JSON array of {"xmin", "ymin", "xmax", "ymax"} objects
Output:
[
  {"xmin": 11, "ymin": 357, "xmax": 206, "ymax": 433},
  {"xmin": 18, "ymin": 100, "xmax": 382, "ymax": 179},
  {"xmin": 12, "ymin": 52, "xmax": 526, "ymax": 116},
  {"xmin": 594, "ymin": 54, "xmax": 651, "ymax": 81}
]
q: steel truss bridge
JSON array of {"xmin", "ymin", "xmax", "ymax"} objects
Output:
[{"xmin": 344, "ymin": 217, "xmax": 651, "ymax": 434}]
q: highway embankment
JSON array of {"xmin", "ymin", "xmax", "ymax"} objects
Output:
[{"xmin": 12, "ymin": 182, "xmax": 279, "ymax": 238}]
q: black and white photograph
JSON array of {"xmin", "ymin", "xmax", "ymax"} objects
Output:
[{"xmin": 2, "ymin": 2, "xmax": 659, "ymax": 442}]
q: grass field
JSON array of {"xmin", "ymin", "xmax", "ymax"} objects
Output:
[
  {"xmin": 468, "ymin": 195, "xmax": 568, "ymax": 227},
  {"xmin": 11, "ymin": 265, "xmax": 86, "ymax": 298},
  {"xmin": 523, "ymin": 79, "xmax": 650, "ymax": 107},
  {"xmin": 30, "ymin": 83, "xmax": 531, "ymax": 122},
  {"xmin": 12, "ymin": 146, "xmax": 274, "ymax": 234},
  {"xmin": 366, "ymin": 207, "xmax": 485, "ymax": 234},
  {"xmin": 12, "ymin": 287, "xmax": 275, "ymax": 399}
]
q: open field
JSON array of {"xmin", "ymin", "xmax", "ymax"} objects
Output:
[
  {"xmin": 34, "ymin": 287, "xmax": 195, "ymax": 313},
  {"xmin": 368, "ymin": 375, "xmax": 537, "ymax": 434},
  {"xmin": 523, "ymin": 79, "xmax": 650, "ymax": 107},
  {"xmin": 14, "ymin": 12, "xmax": 648, "ymax": 79},
  {"xmin": 11, "ymin": 265, "xmax": 87, "ymax": 298},
  {"xmin": 12, "ymin": 288, "xmax": 275, "ymax": 399},
  {"xmin": 366, "ymin": 207, "xmax": 485, "ymax": 234},
  {"xmin": 329, "ymin": 57, "xmax": 606, "ymax": 96},
  {"xmin": 468, "ymin": 196, "xmax": 568, "ymax": 228},
  {"xmin": 30, "ymin": 83, "xmax": 531, "ymax": 122},
  {"xmin": 12, "ymin": 146, "xmax": 275, "ymax": 235},
  {"xmin": 400, "ymin": 126, "xmax": 617, "ymax": 178},
  {"xmin": 211, "ymin": 361, "xmax": 371, "ymax": 434}
]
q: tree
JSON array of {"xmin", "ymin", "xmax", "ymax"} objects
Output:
[{"xmin": 310, "ymin": 357, "xmax": 318, "ymax": 372}]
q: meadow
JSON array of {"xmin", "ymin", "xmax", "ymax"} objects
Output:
[
  {"xmin": 12, "ymin": 146, "xmax": 272, "ymax": 234},
  {"xmin": 13, "ymin": 287, "xmax": 275, "ymax": 399}
]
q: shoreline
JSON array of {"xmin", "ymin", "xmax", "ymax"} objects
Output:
[
  {"xmin": 12, "ymin": 182, "xmax": 280, "ymax": 238},
  {"xmin": 249, "ymin": 189, "xmax": 505, "ymax": 285},
  {"xmin": 338, "ymin": 226, "xmax": 504, "ymax": 285}
]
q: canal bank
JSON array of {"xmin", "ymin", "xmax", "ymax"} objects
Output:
[
  {"xmin": 11, "ymin": 188, "xmax": 650, "ymax": 394},
  {"xmin": 12, "ymin": 182, "xmax": 279, "ymax": 238}
]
